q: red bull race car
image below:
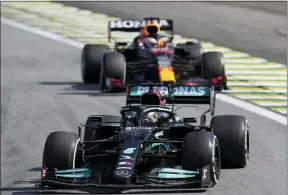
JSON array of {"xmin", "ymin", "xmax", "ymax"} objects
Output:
[{"xmin": 81, "ymin": 17, "xmax": 227, "ymax": 92}]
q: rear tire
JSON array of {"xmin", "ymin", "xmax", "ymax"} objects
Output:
[
  {"xmin": 81, "ymin": 44, "xmax": 110, "ymax": 83},
  {"xmin": 211, "ymin": 115, "xmax": 249, "ymax": 168},
  {"xmin": 42, "ymin": 131, "xmax": 80, "ymax": 189},
  {"xmin": 101, "ymin": 52, "xmax": 126, "ymax": 92},
  {"xmin": 202, "ymin": 52, "xmax": 227, "ymax": 91},
  {"xmin": 182, "ymin": 131, "xmax": 221, "ymax": 187}
]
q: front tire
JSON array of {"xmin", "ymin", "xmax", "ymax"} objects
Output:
[
  {"xmin": 42, "ymin": 131, "xmax": 80, "ymax": 189},
  {"xmin": 182, "ymin": 131, "xmax": 221, "ymax": 187},
  {"xmin": 211, "ymin": 115, "xmax": 250, "ymax": 168}
]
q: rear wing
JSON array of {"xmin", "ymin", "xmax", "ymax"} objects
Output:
[
  {"xmin": 126, "ymin": 83, "xmax": 215, "ymax": 107},
  {"xmin": 108, "ymin": 18, "xmax": 174, "ymax": 42}
]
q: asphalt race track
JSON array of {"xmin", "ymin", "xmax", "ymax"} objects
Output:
[
  {"xmin": 1, "ymin": 23, "xmax": 286, "ymax": 195},
  {"xmin": 1, "ymin": 2, "xmax": 287, "ymax": 195}
]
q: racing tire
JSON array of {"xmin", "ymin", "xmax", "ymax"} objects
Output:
[
  {"xmin": 84, "ymin": 115, "xmax": 122, "ymax": 143},
  {"xmin": 211, "ymin": 115, "xmax": 249, "ymax": 168},
  {"xmin": 101, "ymin": 52, "xmax": 126, "ymax": 92},
  {"xmin": 42, "ymin": 131, "xmax": 80, "ymax": 189},
  {"xmin": 182, "ymin": 131, "xmax": 221, "ymax": 188},
  {"xmin": 202, "ymin": 52, "xmax": 227, "ymax": 91},
  {"xmin": 81, "ymin": 44, "xmax": 110, "ymax": 83}
]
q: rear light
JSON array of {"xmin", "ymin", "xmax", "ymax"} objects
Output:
[
  {"xmin": 110, "ymin": 78, "xmax": 123, "ymax": 87},
  {"xmin": 212, "ymin": 78, "xmax": 218, "ymax": 84},
  {"xmin": 212, "ymin": 76, "xmax": 223, "ymax": 84},
  {"xmin": 41, "ymin": 164, "xmax": 47, "ymax": 180},
  {"xmin": 216, "ymin": 76, "xmax": 223, "ymax": 81}
]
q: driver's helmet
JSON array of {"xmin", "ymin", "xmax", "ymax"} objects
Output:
[
  {"xmin": 140, "ymin": 22, "xmax": 170, "ymax": 50},
  {"xmin": 140, "ymin": 92, "xmax": 167, "ymax": 125},
  {"xmin": 143, "ymin": 22, "xmax": 160, "ymax": 36}
]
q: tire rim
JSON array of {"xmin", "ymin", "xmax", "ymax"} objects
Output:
[
  {"xmin": 210, "ymin": 136, "xmax": 220, "ymax": 186},
  {"xmin": 212, "ymin": 145, "xmax": 220, "ymax": 184}
]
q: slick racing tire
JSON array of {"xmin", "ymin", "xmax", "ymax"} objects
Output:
[
  {"xmin": 81, "ymin": 44, "xmax": 110, "ymax": 83},
  {"xmin": 42, "ymin": 131, "xmax": 81, "ymax": 189},
  {"xmin": 101, "ymin": 52, "xmax": 126, "ymax": 92},
  {"xmin": 202, "ymin": 52, "xmax": 227, "ymax": 91},
  {"xmin": 84, "ymin": 115, "xmax": 122, "ymax": 148},
  {"xmin": 211, "ymin": 115, "xmax": 250, "ymax": 168},
  {"xmin": 182, "ymin": 131, "xmax": 221, "ymax": 188}
]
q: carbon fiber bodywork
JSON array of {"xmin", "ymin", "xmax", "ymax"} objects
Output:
[{"xmin": 40, "ymin": 165, "xmax": 211, "ymax": 189}]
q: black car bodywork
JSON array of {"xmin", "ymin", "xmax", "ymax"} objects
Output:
[
  {"xmin": 81, "ymin": 17, "xmax": 227, "ymax": 92},
  {"xmin": 39, "ymin": 84, "xmax": 249, "ymax": 191}
]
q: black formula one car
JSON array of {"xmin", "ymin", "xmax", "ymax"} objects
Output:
[
  {"xmin": 81, "ymin": 17, "xmax": 228, "ymax": 92},
  {"xmin": 39, "ymin": 83, "xmax": 248, "ymax": 191}
]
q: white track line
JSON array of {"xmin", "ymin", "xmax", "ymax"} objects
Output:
[{"xmin": 2, "ymin": 17, "xmax": 287, "ymax": 125}]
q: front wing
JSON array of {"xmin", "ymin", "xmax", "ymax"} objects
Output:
[{"xmin": 38, "ymin": 165, "xmax": 211, "ymax": 190}]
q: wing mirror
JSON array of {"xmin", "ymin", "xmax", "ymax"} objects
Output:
[{"xmin": 184, "ymin": 117, "xmax": 197, "ymax": 123}]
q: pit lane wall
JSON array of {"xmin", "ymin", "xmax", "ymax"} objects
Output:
[{"xmin": 1, "ymin": 2, "xmax": 287, "ymax": 116}]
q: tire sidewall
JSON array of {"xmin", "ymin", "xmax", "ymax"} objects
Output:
[
  {"xmin": 42, "ymin": 131, "xmax": 80, "ymax": 188},
  {"xmin": 182, "ymin": 132, "xmax": 220, "ymax": 187},
  {"xmin": 212, "ymin": 115, "xmax": 249, "ymax": 168},
  {"xmin": 100, "ymin": 52, "xmax": 126, "ymax": 92},
  {"xmin": 201, "ymin": 52, "xmax": 226, "ymax": 89},
  {"xmin": 82, "ymin": 44, "xmax": 110, "ymax": 83},
  {"xmin": 210, "ymin": 134, "xmax": 221, "ymax": 186}
]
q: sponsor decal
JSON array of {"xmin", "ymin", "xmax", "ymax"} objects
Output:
[
  {"xmin": 155, "ymin": 131, "xmax": 164, "ymax": 138},
  {"xmin": 55, "ymin": 172, "xmax": 90, "ymax": 178},
  {"xmin": 160, "ymin": 168, "xmax": 198, "ymax": 175},
  {"xmin": 129, "ymin": 86, "xmax": 210, "ymax": 97},
  {"xmin": 203, "ymin": 168, "xmax": 207, "ymax": 179},
  {"xmin": 158, "ymin": 173, "xmax": 196, "ymax": 179},
  {"xmin": 115, "ymin": 170, "xmax": 130, "ymax": 176},
  {"xmin": 123, "ymin": 148, "xmax": 136, "ymax": 154},
  {"xmin": 55, "ymin": 168, "xmax": 89, "ymax": 173},
  {"xmin": 110, "ymin": 19, "xmax": 170, "ymax": 29},
  {"xmin": 119, "ymin": 155, "xmax": 134, "ymax": 160},
  {"xmin": 54, "ymin": 168, "xmax": 91, "ymax": 178},
  {"xmin": 119, "ymin": 161, "xmax": 133, "ymax": 165}
]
